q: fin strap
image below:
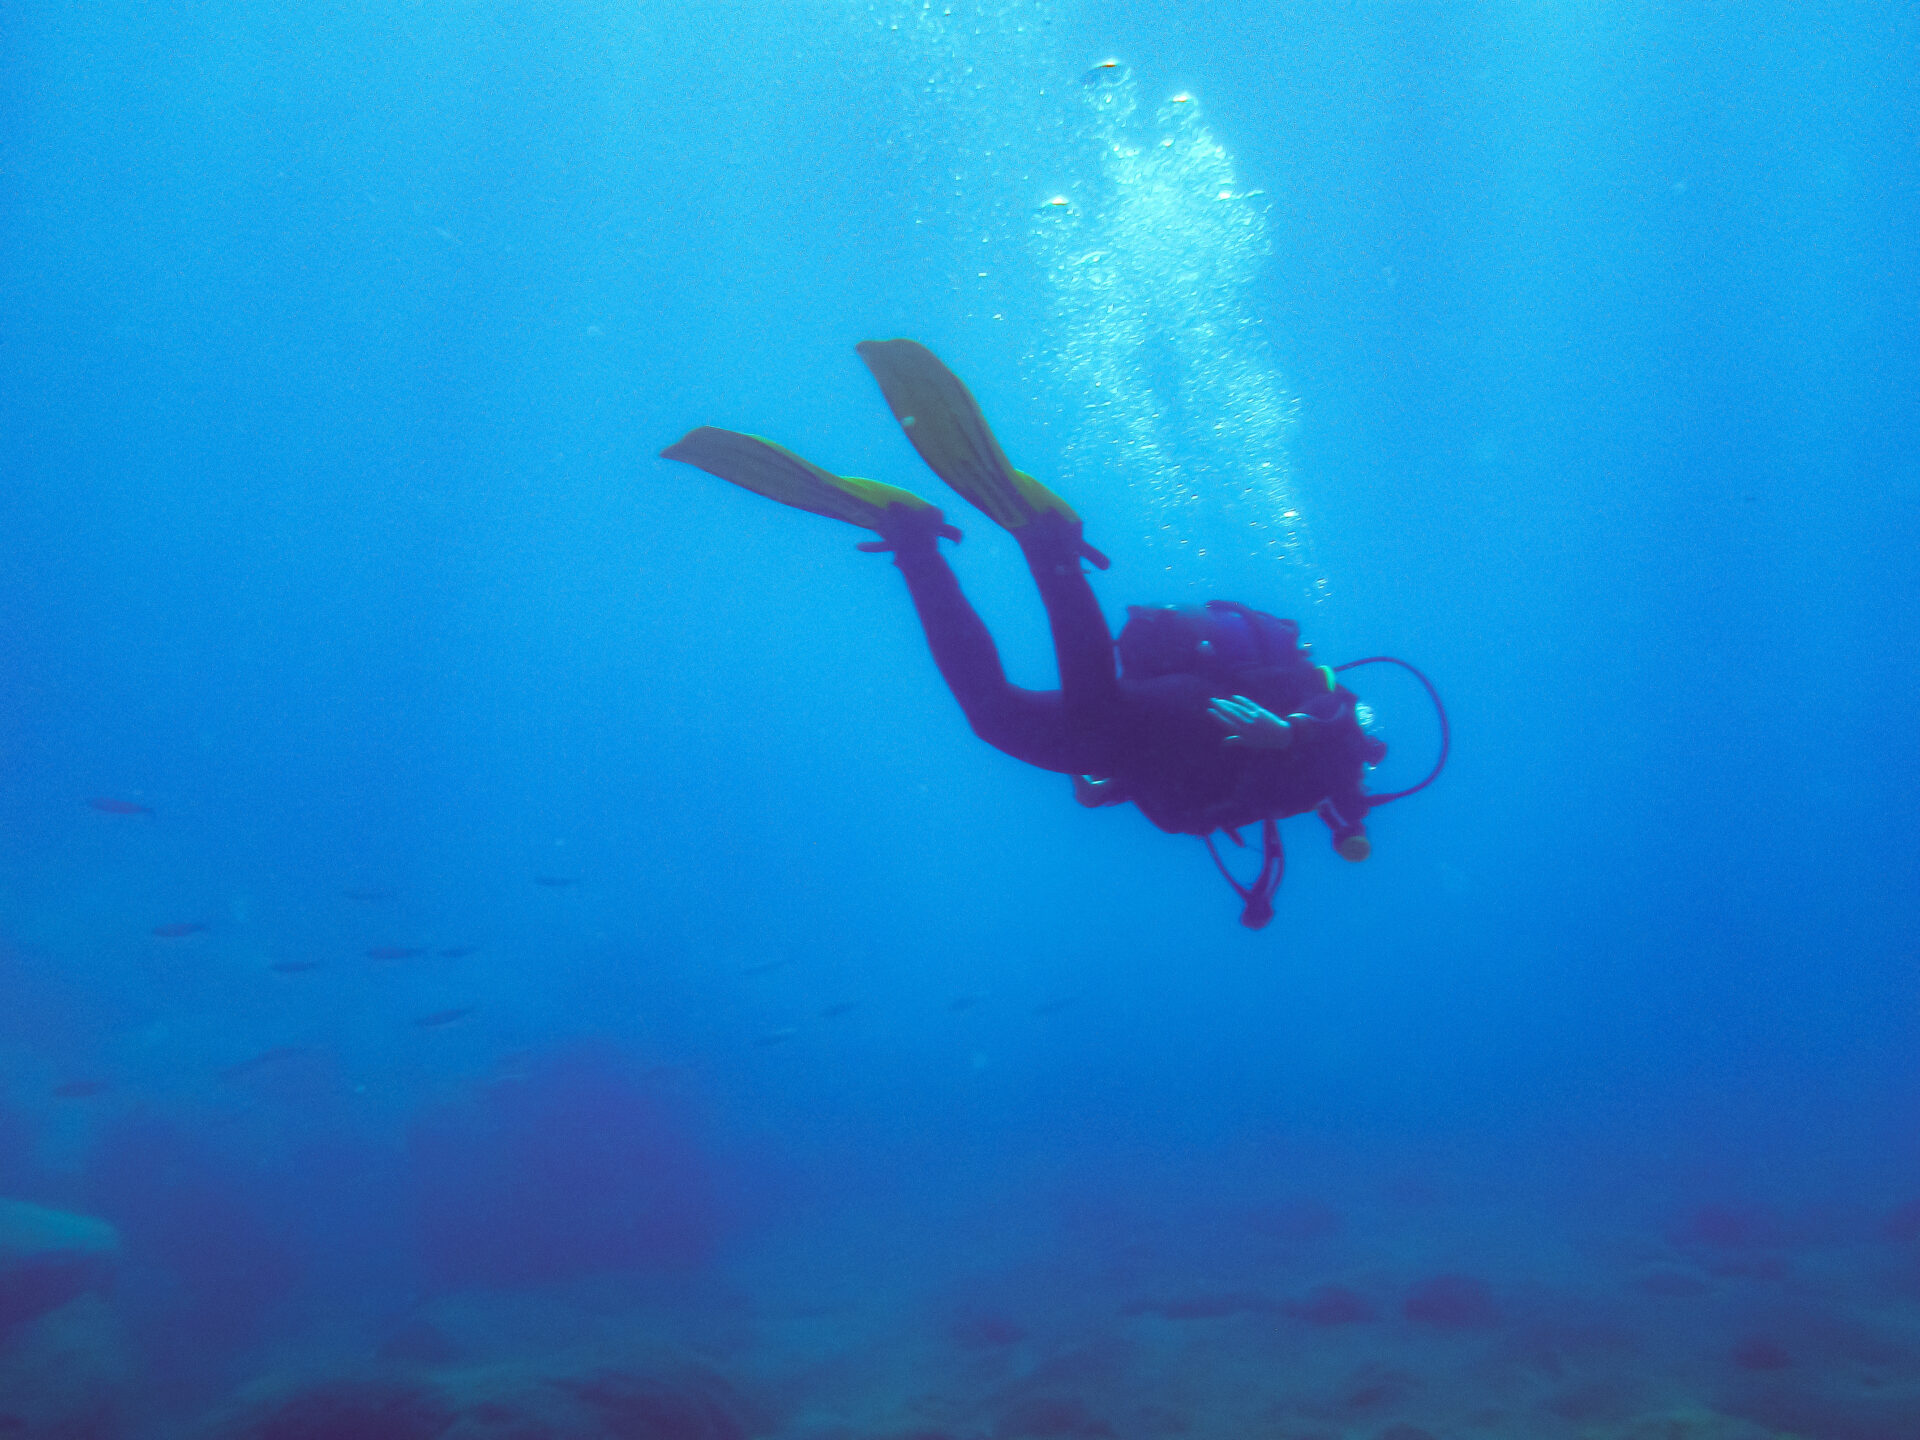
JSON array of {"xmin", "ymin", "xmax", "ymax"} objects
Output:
[{"xmin": 856, "ymin": 522, "xmax": 962, "ymax": 553}]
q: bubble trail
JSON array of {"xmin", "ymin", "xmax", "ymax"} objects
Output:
[{"xmin": 1031, "ymin": 64, "xmax": 1321, "ymax": 595}]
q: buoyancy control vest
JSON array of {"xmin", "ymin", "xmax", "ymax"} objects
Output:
[
  {"xmin": 1117, "ymin": 601, "xmax": 1306, "ymax": 688},
  {"xmin": 1115, "ymin": 602, "xmax": 1379, "ymax": 834},
  {"xmin": 1110, "ymin": 602, "xmax": 1447, "ymax": 929}
]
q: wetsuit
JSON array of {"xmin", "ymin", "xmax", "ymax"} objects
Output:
[{"xmin": 884, "ymin": 508, "xmax": 1381, "ymax": 841}]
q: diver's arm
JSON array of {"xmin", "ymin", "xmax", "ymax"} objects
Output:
[{"xmin": 1207, "ymin": 695, "xmax": 1298, "ymax": 750}]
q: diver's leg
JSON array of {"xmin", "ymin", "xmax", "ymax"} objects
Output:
[
  {"xmin": 1015, "ymin": 512, "xmax": 1121, "ymax": 733},
  {"xmin": 880, "ymin": 510, "xmax": 1083, "ymax": 774},
  {"xmin": 855, "ymin": 340, "xmax": 1121, "ymax": 738}
]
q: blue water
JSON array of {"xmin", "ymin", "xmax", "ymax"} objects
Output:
[{"xmin": 3, "ymin": 0, "xmax": 1917, "ymax": 1434}]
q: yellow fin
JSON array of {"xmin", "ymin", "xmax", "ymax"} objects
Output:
[
  {"xmin": 857, "ymin": 339, "xmax": 1077, "ymax": 531},
  {"xmin": 1011, "ymin": 470, "xmax": 1080, "ymax": 525},
  {"xmin": 661, "ymin": 427, "xmax": 932, "ymax": 531}
]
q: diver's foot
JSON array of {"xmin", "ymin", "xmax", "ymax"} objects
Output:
[
  {"xmin": 1013, "ymin": 507, "xmax": 1111, "ymax": 572},
  {"xmin": 856, "ymin": 339, "xmax": 1086, "ymax": 536},
  {"xmin": 856, "ymin": 501, "xmax": 964, "ymax": 555},
  {"xmin": 660, "ymin": 427, "xmax": 954, "ymax": 541}
]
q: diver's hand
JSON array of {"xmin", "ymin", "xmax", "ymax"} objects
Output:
[{"xmin": 1209, "ymin": 695, "xmax": 1293, "ymax": 749}]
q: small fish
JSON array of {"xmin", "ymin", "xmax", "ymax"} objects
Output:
[
  {"xmin": 365, "ymin": 946, "xmax": 426, "ymax": 960},
  {"xmin": 87, "ymin": 797, "xmax": 153, "ymax": 816},
  {"xmin": 820, "ymin": 1000, "xmax": 860, "ymax": 1018},
  {"xmin": 269, "ymin": 960, "xmax": 324, "ymax": 974},
  {"xmin": 52, "ymin": 1080, "xmax": 111, "ymax": 1099},
  {"xmin": 218, "ymin": 1045, "xmax": 312, "ymax": 1084},
  {"xmin": 341, "ymin": 886, "xmax": 396, "ymax": 902},
  {"xmin": 151, "ymin": 921, "xmax": 208, "ymax": 938},
  {"xmin": 532, "ymin": 875, "xmax": 579, "ymax": 888},
  {"xmin": 413, "ymin": 1006, "xmax": 474, "ymax": 1028},
  {"xmin": 754, "ymin": 1027, "xmax": 799, "ymax": 1047},
  {"xmin": 437, "ymin": 945, "xmax": 479, "ymax": 959}
]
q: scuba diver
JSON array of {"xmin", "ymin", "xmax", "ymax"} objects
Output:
[{"xmin": 661, "ymin": 340, "xmax": 1446, "ymax": 927}]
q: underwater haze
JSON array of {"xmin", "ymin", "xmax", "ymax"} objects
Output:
[{"xmin": 3, "ymin": 0, "xmax": 1919, "ymax": 1435}]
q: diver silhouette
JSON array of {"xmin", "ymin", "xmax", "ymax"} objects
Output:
[{"xmin": 662, "ymin": 340, "xmax": 1445, "ymax": 927}]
